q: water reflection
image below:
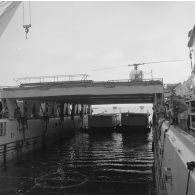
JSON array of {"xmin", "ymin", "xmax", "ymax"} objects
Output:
[{"xmin": 0, "ymin": 130, "xmax": 155, "ymax": 195}]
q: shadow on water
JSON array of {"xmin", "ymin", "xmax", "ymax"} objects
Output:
[{"xmin": 0, "ymin": 128, "xmax": 156, "ymax": 195}]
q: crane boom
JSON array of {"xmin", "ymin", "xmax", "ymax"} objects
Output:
[{"xmin": 0, "ymin": 1, "xmax": 21, "ymax": 37}]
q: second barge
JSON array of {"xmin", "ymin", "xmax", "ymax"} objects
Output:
[
  {"xmin": 88, "ymin": 113, "xmax": 120, "ymax": 131},
  {"xmin": 118, "ymin": 112, "xmax": 150, "ymax": 132}
]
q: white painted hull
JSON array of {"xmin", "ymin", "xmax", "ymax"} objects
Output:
[
  {"xmin": 0, "ymin": 115, "xmax": 88, "ymax": 165},
  {"xmin": 155, "ymin": 120, "xmax": 195, "ymax": 195}
]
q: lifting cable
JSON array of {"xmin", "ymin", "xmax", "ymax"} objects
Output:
[{"xmin": 23, "ymin": 1, "xmax": 31, "ymax": 39}]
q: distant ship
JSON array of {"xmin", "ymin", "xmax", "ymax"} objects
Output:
[
  {"xmin": 88, "ymin": 113, "xmax": 120, "ymax": 131},
  {"xmin": 118, "ymin": 112, "xmax": 150, "ymax": 132}
]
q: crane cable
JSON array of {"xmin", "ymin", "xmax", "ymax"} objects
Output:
[{"xmin": 23, "ymin": 1, "xmax": 31, "ymax": 39}]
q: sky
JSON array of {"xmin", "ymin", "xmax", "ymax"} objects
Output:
[{"xmin": 0, "ymin": 1, "xmax": 195, "ymax": 86}]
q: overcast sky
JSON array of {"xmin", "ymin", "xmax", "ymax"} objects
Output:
[{"xmin": 0, "ymin": 1, "xmax": 195, "ymax": 86}]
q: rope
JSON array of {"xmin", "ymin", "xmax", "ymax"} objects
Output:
[
  {"xmin": 39, "ymin": 104, "xmax": 49, "ymax": 137},
  {"xmin": 42, "ymin": 116, "xmax": 49, "ymax": 137},
  {"xmin": 22, "ymin": 1, "xmax": 31, "ymax": 25},
  {"xmin": 160, "ymin": 124, "xmax": 171, "ymax": 170},
  {"xmin": 21, "ymin": 117, "xmax": 26, "ymax": 141},
  {"xmin": 154, "ymin": 119, "xmax": 170, "ymax": 192},
  {"xmin": 29, "ymin": 1, "xmax": 31, "ymax": 24},
  {"xmin": 157, "ymin": 119, "xmax": 166, "ymax": 140},
  {"xmin": 22, "ymin": 2, "xmax": 24, "ymax": 26}
]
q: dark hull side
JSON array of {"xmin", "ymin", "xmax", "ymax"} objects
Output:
[
  {"xmin": 117, "ymin": 125, "xmax": 150, "ymax": 133},
  {"xmin": 80, "ymin": 125, "xmax": 119, "ymax": 133}
]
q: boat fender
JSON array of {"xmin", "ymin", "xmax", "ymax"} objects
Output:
[
  {"xmin": 157, "ymin": 119, "xmax": 166, "ymax": 140},
  {"xmin": 161, "ymin": 128, "xmax": 170, "ymax": 157},
  {"xmin": 187, "ymin": 161, "xmax": 195, "ymax": 171},
  {"xmin": 186, "ymin": 161, "xmax": 195, "ymax": 195}
]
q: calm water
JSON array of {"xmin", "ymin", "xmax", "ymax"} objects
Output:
[{"xmin": 0, "ymin": 130, "xmax": 155, "ymax": 195}]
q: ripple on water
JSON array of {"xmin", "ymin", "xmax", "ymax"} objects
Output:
[{"xmin": 0, "ymin": 131, "xmax": 155, "ymax": 195}]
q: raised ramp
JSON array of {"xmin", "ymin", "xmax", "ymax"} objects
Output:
[{"xmin": 1, "ymin": 79, "xmax": 164, "ymax": 104}]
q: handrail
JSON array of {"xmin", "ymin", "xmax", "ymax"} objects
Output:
[
  {"xmin": 13, "ymin": 74, "xmax": 89, "ymax": 84},
  {"xmin": 0, "ymin": 134, "xmax": 64, "ymax": 166},
  {"xmin": 0, "ymin": 135, "xmax": 41, "ymax": 147},
  {"xmin": 0, "ymin": 135, "xmax": 41, "ymax": 165},
  {"xmin": 1, "ymin": 78, "xmax": 163, "ymax": 91},
  {"xmin": 107, "ymin": 78, "xmax": 163, "ymax": 83}
]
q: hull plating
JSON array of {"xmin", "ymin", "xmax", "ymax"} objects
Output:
[
  {"xmin": 154, "ymin": 119, "xmax": 195, "ymax": 195},
  {"xmin": 0, "ymin": 115, "xmax": 88, "ymax": 165}
]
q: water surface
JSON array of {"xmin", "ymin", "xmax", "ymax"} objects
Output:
[{"xmin": 0, "ymin": 130, "xmax": 155, "ymax": 195}]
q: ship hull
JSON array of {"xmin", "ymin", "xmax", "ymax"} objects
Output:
[
  {"xmin": 154, "ymin": 119, "xmax": 195, "ymax": 195},
  {"xmin": 117, "ymin": 125, "xmax": 150, "ymax": 133},
  {"xmin": 117, "ymin": 112, "xmax": 150, "ymax": 133},
  {"xmin": 0, "ymin": 115, "xmax": 88, "ymax": 166},
  {"xmin": 87, "ymin": 113, "xmax": 120, "ymax": 132}
]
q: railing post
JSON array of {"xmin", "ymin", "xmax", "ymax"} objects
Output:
[{"xmin": 3, "ymin": 144, "xmax": 6, "ymax": 165}]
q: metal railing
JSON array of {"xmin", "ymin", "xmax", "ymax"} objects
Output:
[
  {"xmin": 0, "ymin": 135, "xmax": 42, "ymax": 166},
  {"xmin": 107, "ymin": 78, "xmax": 163, "ymax": 83},
  {"xmin": 13, "ymin": 74, "xmax": 89, "ymax": 85},
  {"xmin": 1, "ymin": 77, "xmax": 163, "ymax": 91},
  {"xmin": 0, "ymin": 134, "xmax": 65, "ymax": 166}
]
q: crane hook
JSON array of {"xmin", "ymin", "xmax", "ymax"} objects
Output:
[
  {"xmin": 23, "ymin": 1, "xmax": 31, "ymax": 39},
  {"xmin": 23, "ymin": 24, "xmax": 31, "ymax": 39}
]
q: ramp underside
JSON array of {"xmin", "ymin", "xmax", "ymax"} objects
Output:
[
  {"xmin": 13, "ymin": 94, "xmax": 155, "ymax": 105},
  {"xmin": 1, "ymin": 80, "xmax": 163, "ymax": 104}
]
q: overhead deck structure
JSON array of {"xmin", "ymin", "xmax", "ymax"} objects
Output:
[{"xmin": 0, "ymin": 77, "xmax": 164, "ymax": 105}]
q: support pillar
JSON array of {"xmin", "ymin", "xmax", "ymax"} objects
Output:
[{"xmin": 5, "ymin": 99, "xmax": 17, "ymax": 119}]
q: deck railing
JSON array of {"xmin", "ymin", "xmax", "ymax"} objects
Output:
[
  {"xmin": 0, "ymin": 77, "xmax": 164, "ymax": 92},
  {"xmin": 0, "ymin": 135, "xmax": 42, "ymax": 166},
  {"xmin": 0, "ymin": 134, "xmax": 66, "ymax": 167},
  {"xmin": 13, "ymin": 74, "xmax": 89, "ymax": 84},
  {"xmin": 1, "ymin": 78, "xmax": 163, "ymax": 89}
]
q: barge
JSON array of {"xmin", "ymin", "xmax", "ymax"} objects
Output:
[
  {"xmin": 118, "ymin": 112, "xmax": 150, "ymax": 132},
  {"xmin": 87, "ymin": 113, "xmax": 120, "ymax": 132}
]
